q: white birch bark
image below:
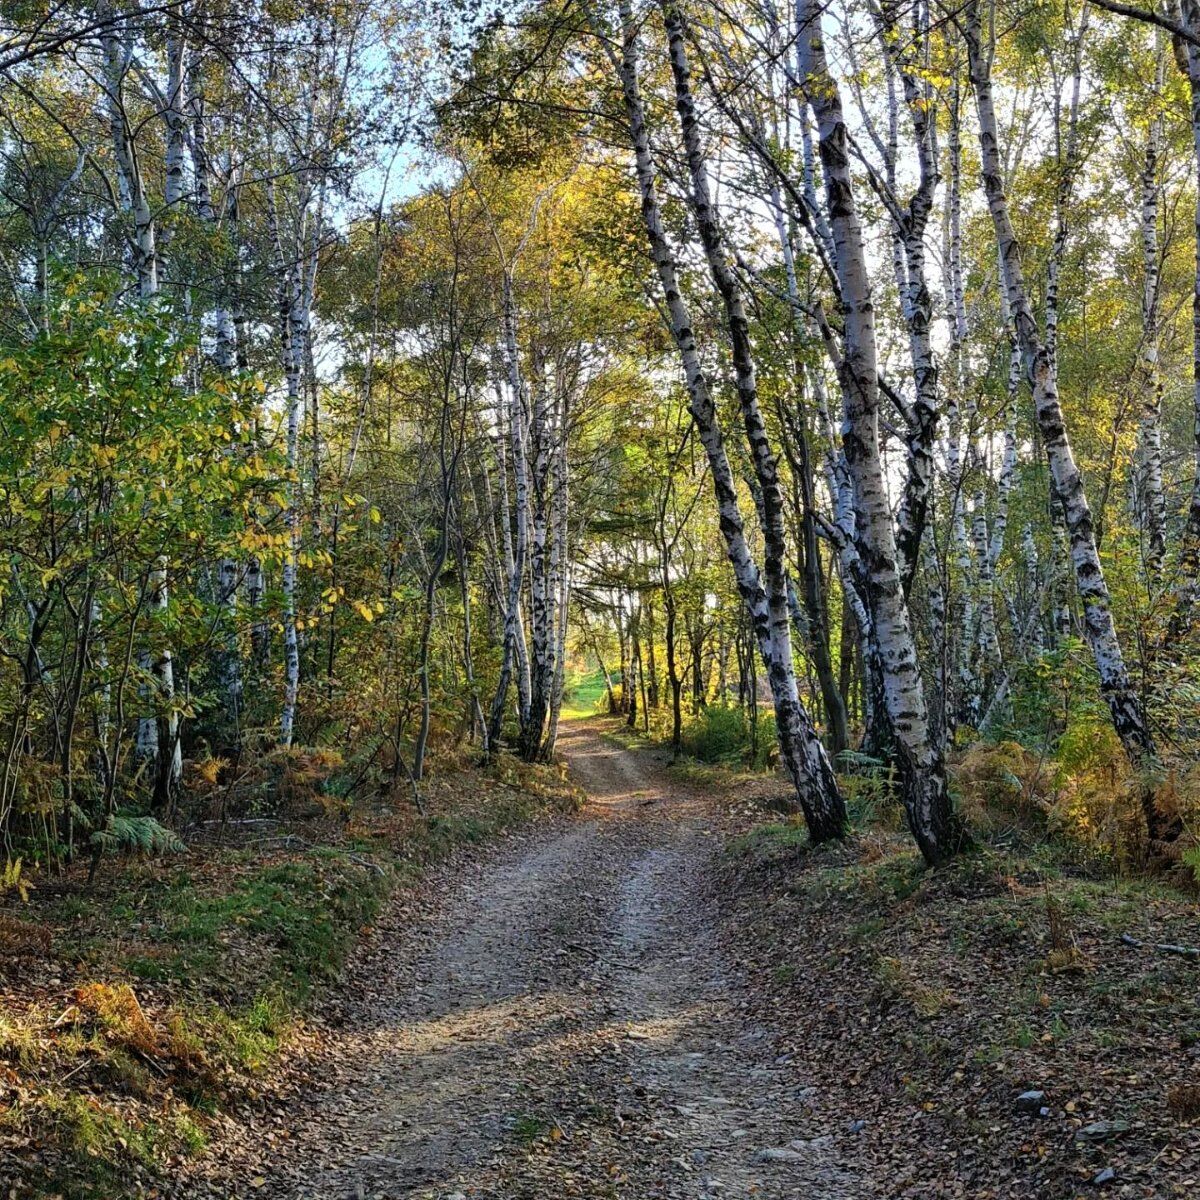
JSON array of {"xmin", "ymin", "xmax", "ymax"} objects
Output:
[
  {"xmin": 522, "ymin": 366, "xmax": 553, "ymax": 760},
  {"xmin": 544, "ymin": 400, "xmax": 572, "ymax": 756},
  {"xmin": 944, "ymin": 77, "xmax": 969, "ymax": 373},
  {"xmin": 600, "ymin": 0, "xmax": 845, "ymax": 841},
  {"xmin": 487, "ymin": 384, "xmax": 531, "ymax": 723},
  {"xmin": 1178, "ymin": 1, "xmax": 1200, "ymax": 620},
  {"xmin": 146, "ymin": 558, "xmax": 182, "ymax": 796},
  {"xmin": 972, "ymin": 494, "xmax": 1002, "ymax": 674},
  {"xmin": 1136, "ymin": 37, "xmax": 1167, "ymax": 581},
  {"xmin": 489, "ymin": 279, "xmax": 534, "ymax": 745},
  {"xmin": 279, "ymin": 264, "xmax": 305, "ymax": 747},
  {"xmin": 798, "ymin": 0, "xmax": 960, "ymax": 863},
  {"xmin": 161, "ymin": 21, "xmax": 187, "ymax": 245},
  {"xmin": 659, "ymin": 0, "xmax": 846, "ymax": 839},
  {"xmin": 965, "ymin": 0, "xmax": 1159, "ymax": 798},
  {"xmin": 990, "ymin": 341, "xmax": 1020, "ymax": 572},
  {"xmin": 264, "ymin": 75, "xmax": 320, "ymax": 748},
  {"xmin": 99, "ymin": 5, "xmax": 156, "ymax": 299},
  {"xmin": 1045, "ymin": 1, "xmax": 1090, "ymax": 374},
  {"xmin": 1137, "ymin": 85, "xmax": 1166, "ymax": 580},
  {"xmin": 266, "ymin": 169, "xmax": 309, "ymax": 748},
  {"xmin": 1022, "ymin": 524, "xmax": 1046, "ymax": 656},
  {"xmin": 185, "ymin": 42, "xmax": 244, "ymax": 722},
  {"xmin": 873, "ymin": 0, "xmax": 941, "ymax": 592}
]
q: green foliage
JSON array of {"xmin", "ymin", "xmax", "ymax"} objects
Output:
[
  {"xmin": 681, "ymin": 704, "xmax": 775, "ymax": 770},
  {"xmin": 837, "ymin": 750, "xmax": 898, "ymax": 829},
  {"xmin": 560, "ymin": 667, "xmax": 610, "ymax": 720},
  {"xmin": 0, "ymin": 288, "xmax": 283, "ymax": 859},
  {"xmin": 511, "ymin": 1114, "xmax": 551, "ymax": 1144},
  {"xmin": 156, "ymin": 855, "xmax": 390, "ymax": 1002},
  {"xmin": 1183, "ymin": 845, "xmax": 1200, "ymax": 888},
  {"xmin": 89, "ymin": 814, "xmax": 186, "ymax": 859},
  {"xmin": 727, "ymin": 819, "xmax": 811, "ymax": 867}
]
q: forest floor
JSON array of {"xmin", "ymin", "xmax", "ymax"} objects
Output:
[
  {"xmin": 0, "ymin": 751, "xmax": 579, "ymax": 1199},
  {"xmin": 8, "ymin": 720, "xmax": 1200, "ymax": 1198},
  {"xmin": 186, "ymin": 718, "xmax": 1200, "ymax": 1200}
]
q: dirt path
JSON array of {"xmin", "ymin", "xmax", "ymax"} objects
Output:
[{"xmin": 192, "ymin": 723, "xmax": 855, "ymax": 1199}]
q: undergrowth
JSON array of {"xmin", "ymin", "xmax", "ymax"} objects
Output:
[{"xmin": 0, "ymin": 749, "xmax": 576, "ymax": 1198}]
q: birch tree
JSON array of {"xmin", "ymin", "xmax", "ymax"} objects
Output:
[
  {"xmin": 594, "ymin": 0, "xmax": 847, "ymax": 843},
  {"xmin": 798, "ymin": 0, "xmax": 961, "ymax": 863},
  {"xmin": 962, "ymin": 0, "xmax": 1168, "ymax": 843}
]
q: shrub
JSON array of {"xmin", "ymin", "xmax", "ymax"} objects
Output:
[
  {"xmin": 680, "ymin": 704, "xmax": 776, "ymax": 770},
  {"xmin": 951, "ymin": 740, "xmax": 1050, "ymax": 832},
  {"xmin": 681, "ymin": 704, "xmax": 746, "ymax": 763}
]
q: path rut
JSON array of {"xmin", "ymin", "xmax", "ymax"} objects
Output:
[{"xmin": 193, "ymin": 723, "xmax": 856, "ymax": 1199}]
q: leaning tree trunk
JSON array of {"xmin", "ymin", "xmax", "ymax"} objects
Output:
[
  {"xmin": 965, "ymin": 0, "xmax": 1168, "ymax": 841},
  {"xmin": 602, "ymin": 0, "xmax": 845, "ymax": 843},
  {"xmin": 660, "ymin": 0, "xmax": 846, "ymax": 829},
  {"xmin": 798, "ymin": 0, "xmax": 961, "ymax": 864}
]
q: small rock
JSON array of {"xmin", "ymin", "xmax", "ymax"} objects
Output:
[
  {"xmin": 848, "ymin": 1119, "xmax": 867, "ymax": 1133},
  {"xmin": 1076, "ymin": 1120, "xmax": 1130, "ymax": 1142},
  {"xmin": 692, "ymin": 1149, "xmax": 708, "ymax": 1164},
  {"xmin": 1091, "ymin": 1168, "xmax": 1116, "ymax": 1186},
  {"xmin": 755, "ymin": 1147, "xmax": 804, "ymax": 1164},
  {"xmin": 1016, "ymin": 1090, "xmax": 1046, "ymax": 1113}
]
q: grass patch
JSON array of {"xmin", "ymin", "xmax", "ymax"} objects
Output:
[
  {"xmin": 560, "ymin": 667, "xmax": 611, "ymax": 722},
  {"xmin": 727, "ymin": 819, "xmax": 811, "ymax": 867},
  {"xmin": 512, "ymin": 1113, "xmax": 551, "ymax": 1144}
]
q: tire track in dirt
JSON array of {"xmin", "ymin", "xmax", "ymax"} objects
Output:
[{"xmin": 188, "ymin": 722, "xmax": 857, "ymax": 1199}]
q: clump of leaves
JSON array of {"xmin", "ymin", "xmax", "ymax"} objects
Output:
[
  {"xmin": 1167, "ymin": 1084, "xmax": 1200, "ymax": 1120},
  {"xmin": 73, "ymin": 983, "xmax": 160, "ymax": 1057},
  {"xmin": 0, "ymin": 857, "xmax": 30, "ymax": 900},
  {"xmin": 952, "ymin": 740, "xmax": 1049, "ymax": 831},
  {"xmin": 1182, "ymin": 844, "xmax": 1200, "ymax": 889}
]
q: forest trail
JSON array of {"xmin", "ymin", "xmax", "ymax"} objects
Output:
[{"xmin": 193, "ymin": 721, "xmax": 855, "ymax": 1199}]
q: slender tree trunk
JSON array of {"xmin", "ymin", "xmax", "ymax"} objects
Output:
[
  {"xmin": 876, "ymin": 0, "xmax": 942, "ymax": 593},
  {"xmin": 965, "ymin": 0, "xmax": 1167, "ymax": 840},
  {"xmin": 490, "ymin": 285, "xmax": 534, "ymax": 745},
  {"xmin": 544, "ymin": 402, "xmax": 572, "ymax": 757},
  {"xmin": 799, "ymin": 0, "xmax": 960, "ymax": 863},
  {"xmin": 278, "ymin": 260, "xmax": 305, "ymax": 747},
  {"xmin": 522, "ymin": 368, "xmax": 558, "ymax": 760},
  {"xmin": 603, "ymin": 0, "xmax": 845, "ymax": 842},
  {"xmin": 147, "ymin": 559, "xmax": 182, "ymax": 809},
  {"xmin": 769, "ymin": 187, "xmax": 850, "ymax": 758},
  {"xmin": 665, "ymin": 589, "xmax": 682, "ymax": 755},
  {"xmin": 1137, "ymin": 36, "xmax": 1167, "ymax": 582},
  {"xmin": 1177, "ymin": 3, "xmax": 1200, "ymax": 625},
  {"xmin": 100, "ymin": 4, "xmax": 156, "ymax": 298},
  {"xmin": 659, "ymin": 0, "xmax": 846, "ymax": 839}
]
